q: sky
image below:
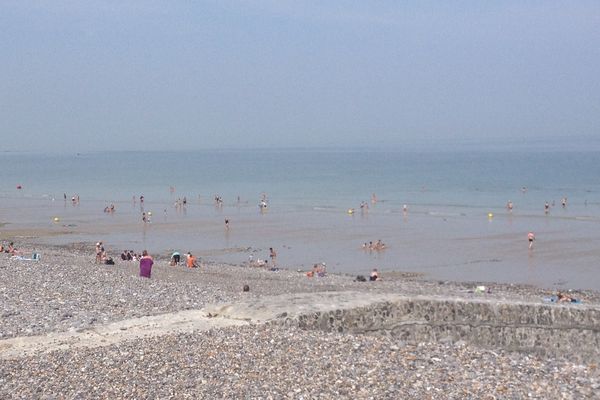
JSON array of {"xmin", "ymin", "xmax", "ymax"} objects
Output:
[{"xmin": 1, "ymin": 1, "xmax": 599, "ymax": 152}]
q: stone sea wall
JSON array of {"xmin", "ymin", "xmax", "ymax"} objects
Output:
[{"xmin": 283, "ymin": 297, "xmax": 600, "ymax": 362}]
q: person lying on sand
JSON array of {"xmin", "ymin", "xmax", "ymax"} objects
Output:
[{"xmin": 557, "ymin": 292, "xmax": 578, "ymax": 303}]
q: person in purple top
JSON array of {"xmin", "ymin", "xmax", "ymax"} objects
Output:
[{"xmin": 139, "ymin": 250, "xmax": 154, "ymax": 278}]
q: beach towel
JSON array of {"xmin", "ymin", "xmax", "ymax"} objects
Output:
[
  {"xmin": 543, "ymin": 295, "xmax": 581, "ymax": 304},
  {"xmin": 10, "ymin": 255, "xmax": 38, "ymax": 261}
]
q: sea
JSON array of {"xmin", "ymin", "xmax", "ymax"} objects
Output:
[{"xmin": 1, "ymin": 147, "xmax": 600, "ymax": 290}]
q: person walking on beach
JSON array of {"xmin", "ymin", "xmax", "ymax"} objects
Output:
[
  {"xmin": 528, "ymin": 232, "xmax": 535, "ymax": 249},
  {"xmin": 139, "ymin": 250, "xmax": 153, "ymax": 278}
]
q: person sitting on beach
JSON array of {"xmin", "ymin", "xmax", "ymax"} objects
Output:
[
  {"xmin": 369, "ymin": 268, "xmax": 380, "ymax": 281},
  {"xmin": 186, "ymin": 252, "xmax": 199, "ymax": 268},
  {"xmin": 120, "ymin": 251, "xmax": 127, "ymax": 261},
  {"xmin": 95, "ymin": 242, "xmax": 103, "ymax": 263},
  {"xmin": 557, "ymin": 292, "xmax": 577, "ymax": 303},
  {"xmin": 139, "ymin": 250, "xmax": 153, "ymax": 278},
  {"xmin": 307, "ymin": 264, "xmax": 319, "ymax": 277},
  {"xmin": 304, "ymin": 263, "xmax": 326, "ymax": 277},
  {"xmin": 100, "ymin": 247, "xmax": 108, "ymax": 263},
  {"xmin": 7, "ymin": 242, "xmax": 17, "ymax": 255}
]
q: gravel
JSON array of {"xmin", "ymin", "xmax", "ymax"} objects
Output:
[
  {"xmin": 1, "ymin": 242, "xmax": 599, "ymax": 399},
  {"xmin": 1, "ymin": 324, "xmax": 597, "ymax": 399}
]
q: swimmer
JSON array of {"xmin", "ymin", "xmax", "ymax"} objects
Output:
[
  {"xmin": 403, "ymin": 204, "xmax": 408, "ymax": 213},
  {"xmin": 528, "ymin": 231, "xmax": 535, "ymax": 249},
  {"xmin": 225, "ymin": 218, "xmax": 230, "ymax": 229},
  {"xmin": 544, "ymin": 202, "xmax": 550, "ymax": 214},
  {"xmin": 561, "ymin": 197, "xmax": 567, "ymax": 208},
  {"xmin": 507, "ymin": 201, "xmax": 513, "ymax": 212}
]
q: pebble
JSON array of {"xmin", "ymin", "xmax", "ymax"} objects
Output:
[
  {"xmin": 1, "ymin": 324, "xmax": 598, "ymax": 399},
  {"xmin": 0, "ymin": 243, "xmax": 599, "ymax": 398}
]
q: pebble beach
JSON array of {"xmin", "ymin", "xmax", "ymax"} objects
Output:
[{"xmin": 1, "ymin": 241, "xmax": 599, "ymax": 399}]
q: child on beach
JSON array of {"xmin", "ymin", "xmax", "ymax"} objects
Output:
[{"xmin": 186, "ymin": 253, "xmax": 199, "ymax": 268}]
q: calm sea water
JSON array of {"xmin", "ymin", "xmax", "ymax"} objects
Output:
[{"xmin": 1, "ymin": 149, "xmax": 600, "ymax": 290}]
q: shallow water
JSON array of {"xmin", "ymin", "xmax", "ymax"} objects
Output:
[{"xmin": 1, "ymin": 149, "xmax": 600, "ymax": 290}]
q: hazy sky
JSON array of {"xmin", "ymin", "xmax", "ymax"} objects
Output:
[{"xmin": 1, "ymin": 1, "xmax": 599, "ymax": 152}]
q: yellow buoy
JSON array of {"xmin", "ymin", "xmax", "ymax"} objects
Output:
[
  {"xmin": 347, "ymin": 209, "xmax": 354, "ymax": 214},
  {"xmin": 488, "ymin": 213, "xmax": 493, "ymax": 218},
  {"xmin": 53, "ymin": 217, "xmax": 60, "ymax": 222},
  {"xmin": 148, "ymin": 211, "xmax": 152, "ymax": 216}
]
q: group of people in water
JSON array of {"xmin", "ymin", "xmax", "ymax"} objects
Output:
[
  {"xmin": 505, "ymin": 197, "xmax": 568, "ymax": 215},
  {"xmin": 362, "ymin": 240, "xmax": 386, "ymax": 251}
]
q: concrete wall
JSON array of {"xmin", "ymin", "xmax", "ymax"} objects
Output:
[{"xmin": 283, "ymin": 298, "xmax": 600, "ymax": 362}]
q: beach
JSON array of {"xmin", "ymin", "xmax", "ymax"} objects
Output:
[
  {"xmin": 1, "ymin": 240, "xmax": 599, "ymax": 398},
  {"xmin": 2, "ymin": 149, "xmax": 600, "ymax": 397},
  {"xmin": 3, "ymin": 149, "xmax": 600, "ymax": 291}
]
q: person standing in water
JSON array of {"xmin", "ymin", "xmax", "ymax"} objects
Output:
[
  {"xmin": 528, "ymin": 232, "xmax": 535, "ymax": 249},
  {"xmin": 139, "ymin": 250, "xmax": 154, "ymax": 278}
]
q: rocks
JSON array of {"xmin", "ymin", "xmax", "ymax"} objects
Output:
[
  {"xmin": 1, "ymin": 243, "xmax": 599, "ymax": 398},
  {"xmin": 1, "ymin": 324, "xmax": 598, "ymax": 399}
]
